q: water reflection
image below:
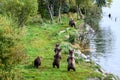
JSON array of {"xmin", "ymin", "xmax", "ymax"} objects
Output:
[
  {"xmin": 90, "ymin": 0, "xmax": 120, "ymax": 77},
  {"xmin": 90, "ymin": 26, "xmax": 114, "ymax": 62}
]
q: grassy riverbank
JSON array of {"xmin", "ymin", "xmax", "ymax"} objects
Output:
[{"xmin": 16, "ymin": 15, "xmax": 102, "ymax": 80}]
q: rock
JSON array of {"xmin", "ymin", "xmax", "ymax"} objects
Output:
[
  {"xmin": 74, "ymin": 49, "xmax": 91, "ymax": 63},
  {"xmin": 74, "ymin": 50, "xmax": 87, "ymax": 59},
  {"xmin": 59, "ymin": 30, "xmax": 66, "ymax": 35},
  {"xmin": 85, "ymin": 59, "xmax": 91, "ymax": 62},
  {"xmin": 58, "ymin": 28, "xmax": 70, "ymax": 35},
  {"xmin": 65, "ymin": 35, "xmax": 69, "ymax": 39},
  {"xmin": 66, "ymin": 28, "xmax": 70, "ymax": 31}
]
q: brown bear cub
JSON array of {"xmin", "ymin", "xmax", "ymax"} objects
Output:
[
  {"xmin": 67, "ymin": 49, "xmax": 76, "ymax": 71},
  {"xmin": 54, "ymin": 43, "xmax": 60, "ymax": 54},
  {"xmin": 69, "ymin": 18, "xmax": 76, "ymax": 28},
  {"xmin": 34, "ymin": 56, "xmax": 42, "ymax": 68},
  {"xmin": 53, "ymin": 48, "xmax": 62, "ymax": 68},
  {"xmin": 68, "ymin": 49, "xmax": 75, "ymax": 57}
]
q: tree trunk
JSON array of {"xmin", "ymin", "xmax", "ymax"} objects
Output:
[
  {"xmin": 58, "ymin": 0, "xmax": 62, "ymax": 23},
  {"xmin": 46, "ymin": 0, "xmax": 54, "ymax": 22},
  {"xmin": 48, "ymin": 5, "xmax": 54, "ymax": 22},
  {"xmin": 58, "ymin": 5, "xmax": 61, "ymax": 23},
  {"xmin": 69, "ymin": 0, "xmax": 73, "ymax": 4},
  {"xmin": 84, "ymin": 9, "xmax": 87, "ymax": 27},
  {"xmin": 77, "ymin": 4, "xmax": 83, "ymax": 19}
]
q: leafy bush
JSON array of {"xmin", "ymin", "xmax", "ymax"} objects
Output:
[
  {"xmin": 60, "ymin": 42, "xmax": 72, "ymax": 54},
  {"xmin": 104, "ymin": 74, "xmax": 116, "ymax": 80},
  {"xmin": 68, "ymin": 32, "xmax": 76, "ymax": 44},
  {"xmin": 75, "ymin": 58, "xmax": 84, "ymax": 64},
  {"xmin": 0, "ymin": 15, "xmax": 26, "ymax": 80},
  {"xmin": 61, "ymin": 3, "xmax": 69, "ymax": 14},
  {"xmin": 38, "ymin": 0, "xmax": 50, "ymax": 19},
  {"xmin": 0, "ymin": 0, "xmax": 38, "ymax": 27},
  {"xmin": 68, "ymin": 29, "xmax": 78, "ymax": 44},
  {"xmin": 69, "ymin": 6, "xmax": 77, "ymax": 13},
  {"xmin": 75, "ymin": 53, "xmax": 84, "ymax": 64},
  {"xmin": 85, "ymin": 5, "xmax": 102, "ymax": 30}
]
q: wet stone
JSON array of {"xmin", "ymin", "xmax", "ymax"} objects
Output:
[{"xmin": 87, "ymin": 77, "xmax": 100, "ymax": 80}]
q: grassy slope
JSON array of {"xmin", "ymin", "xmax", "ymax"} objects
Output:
[{"xmin": 18, "ymin": 16, "xmax": 102, "ymax": 80}]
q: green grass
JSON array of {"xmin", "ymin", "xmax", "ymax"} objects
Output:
[{"xmin": 16, "ymin": 16, "xmax": 102, "ymax": 80}]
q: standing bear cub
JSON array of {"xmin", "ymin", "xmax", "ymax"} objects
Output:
[
  {"xmin": 69, "ymin": 18, "xmax": 76, "ymax": 28},
  {"xmin": 67, "ymin": 49, "xmax": 76, "ymax": 71},
  {"xmin": 34, "ymin": 56, "xmax": 42, "ymax": 68},
  {"xmin": 53, "ymin": 48, "xmax": 62, "ymax": 68},
  {"xmin": 54, "ymin": 43, "xmax": 60, "ymax": 54}
]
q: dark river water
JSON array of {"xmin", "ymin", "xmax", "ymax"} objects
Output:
[{"xmin": 90, "ymin": 0, "xmax": 120, "ymax": 77}]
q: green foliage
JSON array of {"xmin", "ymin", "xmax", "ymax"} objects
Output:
[
  {"xmin": 76, "ymin": 0, "xmax": 94, "ymax": 9},
  {"xmin": 104, "ymin": 74, "xmax": 115, "ymax": 80},
  {"xmin": 0, "ymin": 0, "xmax": 38, "ymax": 27},
  {"xmin": 68, "ymin": 33, "xmax": 76, "ymax": 44},
  {"xmin": 0, "ymin": 15, "xmax": 26, "ymax": 80},
  {"xmin": 28, "ymin": 15, "xmax": 43, "ymax": 24},
  {"xmin": 68, "ymin": 29, "xmax": 78, "ymax": 44},
  {"xmin": 61, "ymin": 2, "xmax": 69, "ymax": 14},
  {"xmin": 95, "ymin": 0, "xmax": 112, "ymax": 7},
  {"xmin": 60, "ymin": 42, "xmax": 72, "ymax": 54},
  {"xmin": 85, "ymin": 5, "xmax": 102, "ymax": 30},
  {"xmin": 75, "ymin": 58, "xmax": 84, "ymax": 64},
  {"xmin": 96, "ymin": 0, "xmax": 106, "ymax": 7},
  {"xmin": 38, "ymin": 0, "xmax": 50, "ymax": 19},
  {"xmin": 52, "ymin": 0, "xmax": 69, "ymax": 16},
  {"xmin": 38, "ymin": 0, "xmax": 70, "ymax": 19},
  {"xmin": 69, "ymin": 6, "xmax": 77, "ymax": 13}
]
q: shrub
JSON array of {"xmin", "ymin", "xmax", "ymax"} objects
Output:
[
  {"xmin": 60, "ymin": 42, "xmax": 72, "ymax": 54},
  {"xmin": 68, "ymin": 29, "xmax": 78, "ymax": 44},
  {"xmin": 0, "ymin": 0, "xmax": 38, "ymax": 27},
  {"xmin": 68, "ymin": 32, "xmax": 76, "ymax": 44},
  {"xmin": 0, "ymin": 15, "xmax": 26, "ymax": 80},
  {"xmin": 75, "ymin": 58, "xmax": 84, "ymax": 64},
  {"xmin": 69, "ymin": 6, "xmax": 77, "ymax": 13}
]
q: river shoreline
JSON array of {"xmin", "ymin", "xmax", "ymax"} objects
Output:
[
  {"xmin": 58, "ymin": 22, "xmax": 120, "ymax": 80},
  {"xmin": 84, "ymin": 24, "xmax": 120, "ymax": 80}
]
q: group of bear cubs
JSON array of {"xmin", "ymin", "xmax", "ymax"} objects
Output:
[{"xmin": 34, "ymin": 43, "xmax": 76, "ymax": 71}]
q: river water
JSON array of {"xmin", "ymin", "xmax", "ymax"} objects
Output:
[{"xmin": 90, "ymin": 0, "xmax": 120, "ymax": 77}]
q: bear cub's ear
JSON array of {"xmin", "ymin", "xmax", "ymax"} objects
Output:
[{"xmin": 55, "ymin": 43, "xmax": 60, "ymax": 47}]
